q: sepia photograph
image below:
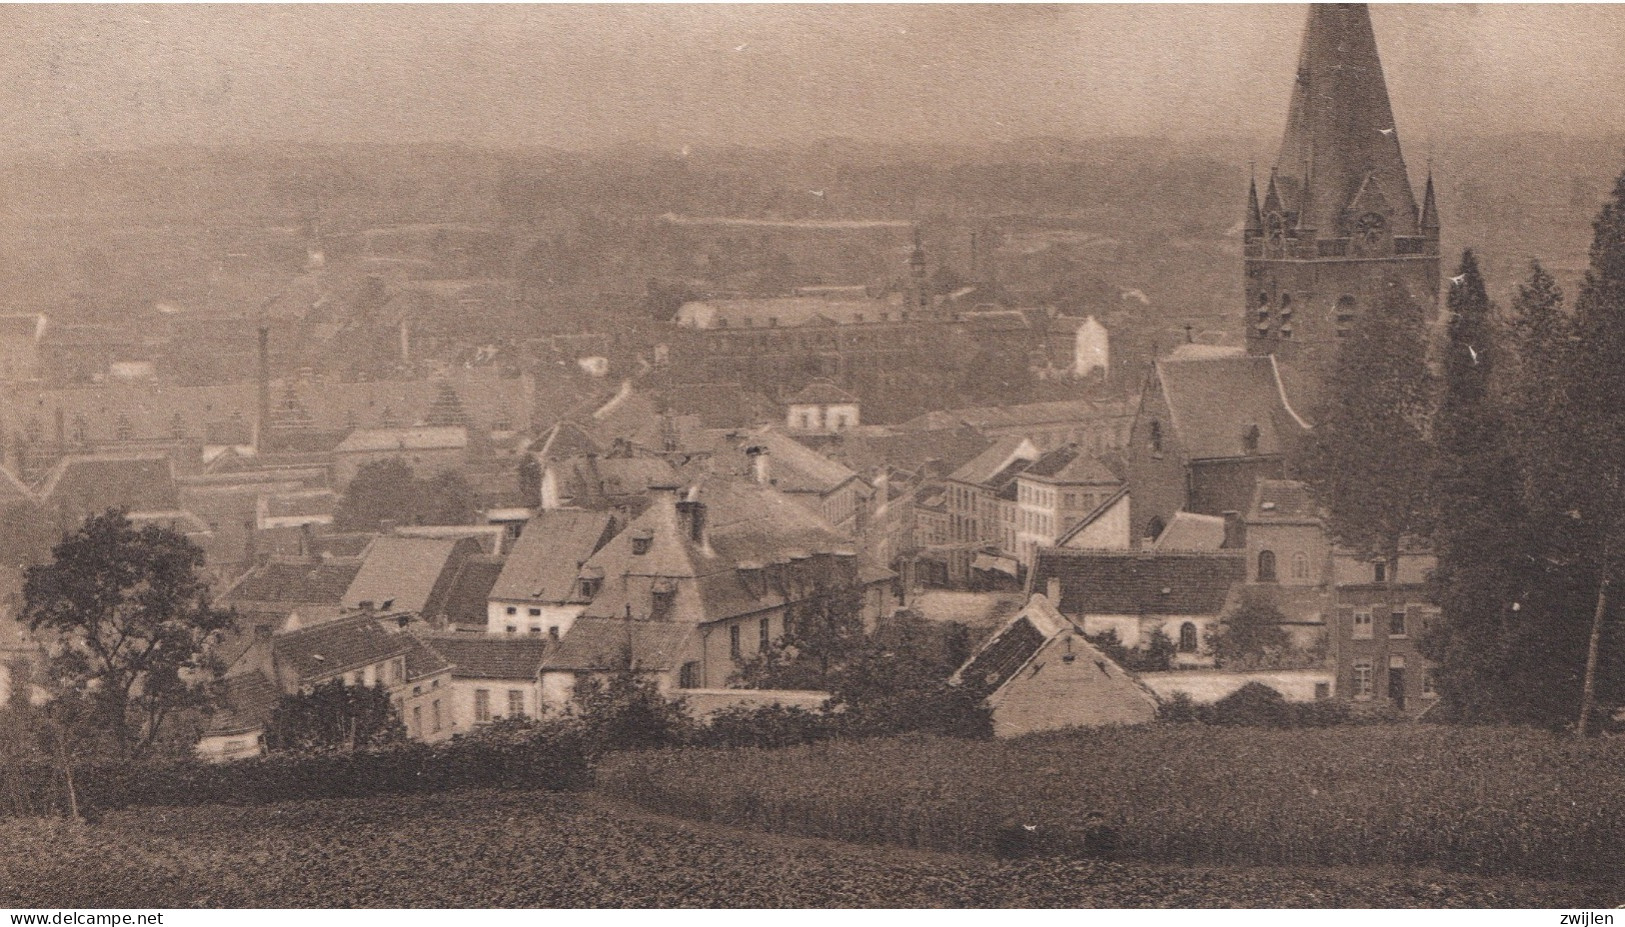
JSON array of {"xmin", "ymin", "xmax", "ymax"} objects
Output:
[{"xmin": 0, "ymin": 0, "xmax": 1622, "ymax": 912}]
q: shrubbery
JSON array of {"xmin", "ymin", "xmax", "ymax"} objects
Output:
[{"xmin": 1157, "ymin": 683, "xmax": 1351, "ymax": 728}]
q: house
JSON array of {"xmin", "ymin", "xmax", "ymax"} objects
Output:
[
  {"xmin": 1055, "ymin": 488, "xmax": 1133, "ymax": 552},
  {"xmin": 942, "ymin": 436, "xmax": 1039, "ymax": 584},
  {"xmin": 486, "ymin": 510, "xmax": 617, "ymax": 638},
  {"xmin": 432, "ymin": 553, "xmax": 508, "ymax": 632},
  {"xmin": 1012, "ymin": 444, "xmax": 1123, "ymax": 567},
  {"xmin": 577, "ymin": 479, "xmax": 894, "ymax": 689},
  {"xmin": 427, "ymin": 635, "xmax": 549, "ymax": 733},
  {"xmin": 196, "ymin": 670, "xmax": 280, "ymax": 763},
  {"xmin": 785, "ymin": 379, "xmax": 861, "ymax": 435},
  {"xmin": 538, "ymin": 454, "xmax": 679, "ymax": 516},
  {"xmin": 1028, "ymin": 547, "xmax": 1247, "ymax": 664},
  {"xmin": 341, "ymin": 536, "xmax": 484, "ymax": 622},
  {"xmin": 1124, "ymin": 349, "xmax": 1310, "ymax": 545},
  {"xmin": 34, "ymin": 453, "xmax": 180, "ymax": 536},
  {"xmin": 538, "ymin": 617, "xmax": 698, "ymax": 711},
  {"xmin": 220, "ymin": 557, "xmax": 365, "ymax": 634},
  {"xmin": 709, "ymin": 428, "xmax": 873, "ymax": 536},
  {"xmin": 331, "ymin": 425, "xmax": 469, "ymax": 487},
  {"xmin": 1331, "ymin": 543, "xmax": 1439, "ymax": 716},
  {"xmin": 951, "ymin": 594, "xmax": 1159, "ymax": 737},
  {"xmin": 898, "ymin": 396, "xmax": 1136, "ymax": 457}
]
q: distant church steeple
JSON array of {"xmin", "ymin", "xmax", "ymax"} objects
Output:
[{"xmin": 1243, "ymin": 3, "xmax": 1440, "ymax": 411}]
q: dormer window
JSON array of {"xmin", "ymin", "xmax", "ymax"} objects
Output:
[
  {"xmin": 650, "ymin": 579, "xmax": 676, "ymax": 621},
  {"xmin": 631, "ymin": 531, "xmax": 653, "ymax": 556},
  {"xmin": 577, "ymin": 576, "xmax": 601, "ymax": 600},
  {"xmin": 1242, "ymin": 424, "xmax": 1260, "ymax": 455}
]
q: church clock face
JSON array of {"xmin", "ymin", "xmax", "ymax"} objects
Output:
[{"xmin": 1356, "ymin": 212, "xmax": 1387, "ymax": 252}]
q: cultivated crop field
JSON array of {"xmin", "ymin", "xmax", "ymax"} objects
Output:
[
  {"xmin": 0, "ymin": 789, "xmax": 1603, "ymax": 907},
  {"xmin": 599, "ymin": 725, "xmax": 1625, "ymax": 882}
]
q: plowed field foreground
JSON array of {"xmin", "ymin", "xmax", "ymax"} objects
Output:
[{"xmin": 0, "ymin": 790, "xmax": 1608, "ymax": 908}]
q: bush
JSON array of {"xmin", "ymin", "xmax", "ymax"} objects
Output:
[
  {"xmin": 1158, "ymin": 685, "xmax": 1354, "ymax": 728},
  {"xmin": 0, "ymin": 720, "xmax": 591, "ymax": 820},
  {"xmin": 1212, "ymin": 682, "xmax": 1290, "ymax": 726}
]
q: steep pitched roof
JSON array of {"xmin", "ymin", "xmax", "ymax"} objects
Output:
[
  {"xmin": 342, "ymin": 536, "xmax": 478, "ymax": 613},
  {"xmin": 948, "ymin": 435, "xmax": 1038, "ymax": 485},
  {"xmin": 204, "ymin": 670, "xmax": 282, "ymax": 736},
  {"xmin": 1019, "ymin": 444, "xmax": 1121, "ymax": 485},
  {"xmin": 1030, "ymin": 549, "xmax": 1246, "ymax": 617},
  {"xmin": 788, "ymin": 379, "xmax": 859, "ymax": 406},
  {"xmin": 542, "ymin": 618, "xmax": 693, "ymax": 673},
  {"xmin": 1156, "ymin": 354, "xmax": 1309, "ymax": 460},
  {"xmin": 430, "ymin": 635, "xmax": 549, "ymax": 680},
  {"xmin": 952, "ymin": 594, "xmax": 1073, "ymax": 691},
  {"xmin": 1273, "ymin": 3, "xmax": 1420, "ymax": 236},
  {"xmin": 489, "ymin": 510, "xmax": 616, "ymax": 604},
  {"xmin": 403, "ymin": 634, "xmax": 453, "ymax": 681},
  {"xmin": 36, "ymin": 454, "xmax": 178, "ymax": 516},
  {"xmin": 1248, "ymin": 479, "xmax": 1323, "ymax": 524},
  {"xmin": 719, "ymin": 429, "xmax": 860, "ymax": 495},
  {"xmin": 273, "ymin": 614, "xmax": 412, "ymax": 683},
  {"xmin": 224, "ymin": 559, "xmax": 363, "ymax": 607},
  {"xmin": 1153, "ymin": 512, "xmax": 1228, "ymax": 552},
  {"xmin": 434, "ymin": 554, "xmax": 508, "ymax": 628}
]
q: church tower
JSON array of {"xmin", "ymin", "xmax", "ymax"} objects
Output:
[{"xmin": 1244, "ymin": 3, "xmax": 1440, "ymax": 410}]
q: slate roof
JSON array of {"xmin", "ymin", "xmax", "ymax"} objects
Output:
[
  {"xmin": 551, "ymin": 456, "xmax": 679, "ymax": 503},
  {"xmin": 807, "ymin": 425, "xmax": 994, "ymax": 480},
  {"xmin": 435, "ymin": 554, "xmax": 508, "ymax": 628},
  {"xmin": 1030, "ymin": 549, "xmax": 1246, "ymax": 617},
  {"xmin": 1153, "ymin": 512, "xmax": 1228, "ymax": 552},
  {"xmin": 489, "ymin": 510, "xmax": 616, "ymax": 604},
  {"xmin": 542, "ymin": 618, "xmax": 693, "ymax": 672},
  {"xmin": 1156, "ymin": 354, "xmax": 1309, "ymax": 461},
  {"xmin": 430, "ymin": 636, "xmax": 549, "ymax": 680},
  {"xmin": 36, "ymin": 454, "xmax": 178, "ymax": 516},
  {"xmin": 717, "ymin": 429, "xmax": 860, "ymax": 495},
  {"xmin": 273, "ymin": 614, "xmax": 413, "ymax": 683},
  {"xmin": 204, "ymin": 670, "xmax": 282, "ymax": 736},
  {"xmin": 224, "ymin": 559, "xmax": 364, "ymax": 606},
  {"xmin": 403, "ymin": 634, "xmax": 454, "ymax": 681},
  {"xmin": 949, "ymin": 435, "xmax": 1037, "ymax": 486},
  {"xmin": 342, "ymin": 536, "xmax": 479, "ymax": 613},
  {"xmin": 1019, "ymin": 444, "xmax": 1121, "ymax": 485},
  {"xmin": 951, "ymin": 594, "xmax": 1075, "ymax": 691}
]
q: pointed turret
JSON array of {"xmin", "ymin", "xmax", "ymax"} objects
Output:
[
  {"xmin": 1245, "ymin": 173, "xmax": 1263, "ymax": 235},
  {"xmin": 1262, "ymin": 168, "xmax": 1283, "ymax": 216},
  {"xmin": 1274, "ymin": 4, "xmax": 1419, "ymax": 237},
  {"xmin": 1420, "ymin": 170, "xmax": 1440, "ymax": 235}
]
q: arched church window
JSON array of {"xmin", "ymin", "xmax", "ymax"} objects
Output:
[
  {"xmin": 1258, "ymin": 550, "xmax": 1278, "ymax": 583},
  {"xmin": 1179, "ymin": 622, "xmax": 1199, "ymax": 653},
  {"xmin": 1291, "ymin": 551, "xmax": 1310, "ymax": 581}
]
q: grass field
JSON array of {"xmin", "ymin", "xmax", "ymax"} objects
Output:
[
  {"xmin": 0, "ymin": 789, "xmax": 1609, "ymax": 908},
  {"xmin": 598, "ymin": 725, "xmax": 1625, "ymax": 880}
]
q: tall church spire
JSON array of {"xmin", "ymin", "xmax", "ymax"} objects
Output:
[{"xmin": 1274, "ymin": 3, "xmax": 1419, "ymax": 238}]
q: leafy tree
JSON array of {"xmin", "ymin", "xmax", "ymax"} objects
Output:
[
  {"xmin": 1207, "ymin": 594, "xmax": 1290, "ymax": 670},
  {"xmin": 570, "ymin": 644, "xmax": 692, "ymax": 752},
  {"xmin": 23, "ymin": 510, "xmax": 236, "ymax": 755},
  {"xmin": 335, "ymin": 459, "xmax": 477, "ymax": 530},
  {"xmin": 1084, "ymin": 627, "xmax": 1174, "ymax": 673},
  {"xmin": 733, "ymin": 583, "xmax": 868, "ymax": 692},
  {"xmin": 265, "ymin": 679, "xmax": 406, "ymax": 752},
  {"xmin": 1293, "ymin": 284, "xmax": 1436, "ymax": 563}
]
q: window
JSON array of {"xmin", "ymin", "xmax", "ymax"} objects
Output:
[
  {"xmin": 528, "ymin": 608, "xmax": 542, "ymax": 617},
  {"xmin": 506, "ymin": 606, "xmax": 517, "ymax": 616},
  {"xmin": 508, "ymin": 689, "xmax": 524, "ymax": 718},
  {"xmin": 549, "ymin": 626, "xmax": 561, "ymax": 641},
  {"xmin": 1373, "ymin": 561, "xmax": 1387, "ymax": 583},
  {"xmin": 1314, "ymin": 682, "xmax": 1331, "ymax": 700},
  {"xmin": 1257, "ymin": 550, "xmax": 1277, "ymax": 583},
  {"xmin": 1290, "ymin": 552, "xmax": 1310, "ymax": 581},
  {"xmin": 1352, "ymin": 660, "xmax": 1374, "ymax": 699},
  {"xmin": 475, "ymin": 689, "xmax": 491, "ymax": 722},
  {"xmin": 1390, "ymin": 610, "xmax": 1407, "ymax": 637},
  {"xmin": 1149, "ymin": 420, "xmax": 1163, "ymax": 454},
  {"xmin": 1422, "ymin": 668, "xmax": 1438, "ymax": 697},
  {"xmin": 759, "ymin": 618, "xmax": 771, "ymax": 651},
  {"xmin": 1353, "ymin": 611, "xmax": 1373, "ymax": 640},
  {"xmin": 1241, "ymin": 424, "xmax": 1261, "ymax": 455},
  {"xmin": 679, "ymin": 661, "xmax": 700, "ymax": 689},
  {"xmin": 412, "ymin": 705, "xmax": 423, "ymax": 734},
  {"xmin": 505, "ymin": 625, "xmax": 517, "ymax": 635},
  {"xmin": 431, "ymin": 700, "xmax": 442, "ymax": 733},
  {"xmin": 1146, "ymin": 516, "xmax": 1166, "ymax": 542},
  {"xmin": 632, "ymin": 535, "xmax": 652, "ymax": 556},
  {"xmin": 1336, "ymin": 296, "xmax": 1357, "ymax": 338},
  {"xmin": 529, "ymin": 627, "xmax": 542, "ymax": 636},
  {"xmin": 729, "ymin": 624, "xmax": 741, "ymax": 659},
  {"xmin": 1178, "ymin": 622, "xmax": 1198, "ymax": 653}
]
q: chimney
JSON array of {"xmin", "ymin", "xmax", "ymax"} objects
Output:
[
  {"xmin": 746, "ymin": 445, "xmax": 771, "ymax": 485},
  {"xmin": 1046, "ymin": 576, "xmax": 1061, "ymax": 604},
  {"xmin": 676, "ymin": 499, "xmax": 708, "ymax": 548},
  {"xmin": 1222, "ymin": 511, "xmax": 1246, "ymax": 549}
]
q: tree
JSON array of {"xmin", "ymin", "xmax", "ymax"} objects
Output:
[
  {"xmin": 23, "ymin": 510, "xmax": 236, "ymax": 754},
  {"xmin": 334, "ymin": 459, "xmax": 477, "ymax": 531},
  {"xmin": 1208, "ymin": 594, "xmax": 1290, "ymax": 670},
  {"xmin": 569, "ymin": 644, "xmax": 692, "ymax": 752},
  {"xmin": 1293, "ymin": 284, "xmax": 1436, "ymax": 563},
  {"xmin": 1561, "ymin": 169, "xmax": 1625, "ymax": 733},
  {"xmin": 265, "ymin": 680, "xmax": 406, "ymax": 752},
  {"xmin": 1423, "ymin": 252, "xmax": 1542, "ymax": 721},
  {"xmin": 733, "ymin": 583, "xmax": 868, "ymax": 692}
]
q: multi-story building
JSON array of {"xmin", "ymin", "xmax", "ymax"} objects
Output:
[
  {"xmin": 1330, "ymin": 546, "xmax": 1440, "ymax": 716},
  {"xmin": 1012, "ymin": 445, "xmax": 1123, "ymax": 567}
]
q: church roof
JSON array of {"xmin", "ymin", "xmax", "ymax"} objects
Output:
[
  {"xmin": 1156, "ymin": 354, "xmax": 1310, "ymax": 461},
  {"xmin": 1273, "ymin": 3, "xmax": 1420, "ymax": 237}
]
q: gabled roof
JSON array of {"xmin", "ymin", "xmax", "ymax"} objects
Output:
[
  {"xmin": 1055, "ymin": 487, "xmax": 1132, "ymax": 548},
  {"xmin": 273, "ymin": 614, "xmax": 412, "ymax": 683},
  {"xmin": 403, "ymin": 634, "xmax": 453, "ymax": 681},
  {"xmin": 204, "ymin": 670, "xmax": 282, "ymax": 736},
  {"xmin": 948, "ymin": 435, "xmax": 1038, "ymax": 485},
  {"xmin": 489, "ymin": 510, "xmax": 616, "ymax": 604},
  {"xmin": 551, "ymin": 455, "xmax": 679, "ymax": 503},
  {"xmin": 716, "ymin": 429, "xmax": 860, "ymax": 495},
  {"xmin": 952, "ymin": 593, "xmax": 1074, "ymax": 692},
  {"xmin": 429, "ymin": 635, "xmax": 549, "ymax": 680},
  {"xmin": 342, "ymin": 536, "xmax": 479, "ymax": 613},
  {"xmin": 225, "ymin": 559, "xmax": 364, "ymax": 607},
  {"xmin": 1019, "ymin": 444, "xmax": 1121, "ymax": 485},
  {"xmin": 788, "ymin": 379, "xmax": 859, "ymax": 406},
  {"xmin": 36, "ymin": 453, "xmax": 178, "ymax": 516},
  {"xmin": 1030, "ymin": 548, "xmax": 1246, "ymax": 617},
  {"xmin": 535, "ymin": 420, "xmax": 601, "ymax": 461},
  {"xmin": 541, "ymin": 618, "xmax": 692, "ymax": 673},
  {"xmin": 1156, "ymin": 354, "xmax": 1309, "ymax": 461},
  {"xmin": 434, "ymin": 554, "xmax": 508, "ymax": 629}
]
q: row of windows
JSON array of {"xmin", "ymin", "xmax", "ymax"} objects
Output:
[
  {"xmin": 410, "ymin": 699, "xmax": 443, "ymax": 736},
  {"xmin": 1351, "ymin": 659, "xmax": 1437, "ymax": 699},
  {"xmin": 1255, "ymin": 550, "xmax": 1312, "ymax": 583},
  {"xmin": 1352, "ymin": 609, "xmax": 1426, "ymax": 639},
  {"xmin": 728, "ymin": 617, "xmax": 775, "ymax": 660},
  {"xmin": 473, "ymin": 688, "xmax": 527, "ymax": 723}
]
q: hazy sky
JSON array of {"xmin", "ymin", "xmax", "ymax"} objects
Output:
[{"xmin": 2, "ymin": 4, "xmax": 1621, "ymax": 155}]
